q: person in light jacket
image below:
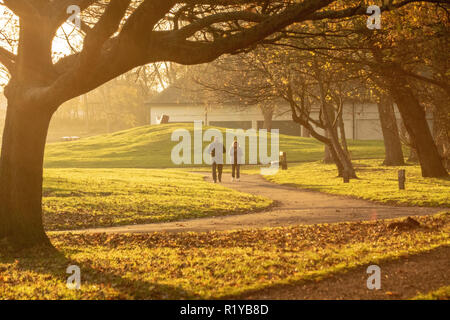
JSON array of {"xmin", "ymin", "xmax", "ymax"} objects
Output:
[
  {"xmin": 229, "ymin": 140, "xmax": 243, "ymax": 182},
  {"xmin": 207, "ymin": 137, "xmax": 226, "ymax": 183}
]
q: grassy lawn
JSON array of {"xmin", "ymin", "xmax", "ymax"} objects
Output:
[
  {"xmin": 44, "ymin": 124, "xmax": 386, "ymax": 168},
  {"xmin": 0, "ymin": 213, "xmax": 448, "ymax": 299},
  {"xmin": 43, "ymin": 169, "xmax": 271, "ymax": 231},
  {"xmin": 2, "ymin": 124, "xmax": 446, "ymax": 300},
  {"xmin": 264, "ymin": 159, "xmax": 450, "ymax": 207}
]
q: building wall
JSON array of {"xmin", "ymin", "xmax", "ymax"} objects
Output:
[
  {"xmin": 148, "ymin": 102, "xmax": 430, "ymax": 141},
  {"xmin": 150, "ymin": 104, "xmax": 268, "ymax": 125}
]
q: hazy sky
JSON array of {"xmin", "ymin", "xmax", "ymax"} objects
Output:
[{"xmin": 0, "ymin": 6, "xmax": 82, "ymax": 86}]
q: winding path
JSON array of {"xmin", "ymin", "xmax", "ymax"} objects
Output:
[{"xmin": 71, "ymin": 173, "xmax": 443, "ymax": 234}]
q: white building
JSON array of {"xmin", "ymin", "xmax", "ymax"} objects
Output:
[{"xmin": 146, "ymin": 84, "xmax": 430, "ymax": 141}]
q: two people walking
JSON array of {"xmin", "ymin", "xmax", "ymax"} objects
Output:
[{"xmin": 207, "ymin": 138, "xmax": 243, "ymax": 183}]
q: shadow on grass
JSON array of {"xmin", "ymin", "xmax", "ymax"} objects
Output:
[
  {"xmin": 0, "ymin": 244, "xmax": 197, "ymax": 300},
  {"xmin": 223, "ymin": 245, "xmax": 450, "ymax": 300}
]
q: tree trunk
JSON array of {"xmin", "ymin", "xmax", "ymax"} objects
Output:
[
  {"xmin": 408, "ymin": 147, "xmax": 419, "ymax": 162},
  {"xmin": 328, "ymin": 126, "xmax": 357, "ymax": 179},
  {"xmin": 377, "ymin": 96, "xmax": 404, "ymax": 166},
  {"xmin": 391, "ymin": 92, "xmax": 447, "ymax": 177},
  {"xmin": 0, "ymin": 100, "xmax": 54, "ymax": 248},
  {"xmin": 324, "ymin": 130, "xmax": 334, "ymax": 163},
  {"xmin": 323, "ymin": 105, "xmax": 357, "ymax": 179},
  {"xmin": 337, "ymin": 111, "xmax": 349, "ymax": 156},
  {"xmin": 328, "ymin": 140, "xmax": 344, "ymax": 177},
  {"xmin": 262, "ymin": 108, "xmax": 273, "ymax": 132},
  {"xmin": 383, "ymin": 74, "xmax": 447, "ymax": 177},
  {"xmin": 301, "ymin": 126, "xmax": 311, "ymax": 137},
  {"xmin": 432, "ymin": 94, "xmax": 450, "ymax": 170}
]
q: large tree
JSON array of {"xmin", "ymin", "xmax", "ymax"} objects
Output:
[
  {"xmin": 346, "ymin": 3, "xmax": 448, "ymax": 176},
  {"xmin": 272, "ymin": 0, "xmax": 449, "ymax": 177},
  {"xmin": 0, "ymin": 0, "xmax": 444, "ymax": 249}
]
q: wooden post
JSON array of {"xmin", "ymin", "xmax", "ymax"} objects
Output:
[
  {"xmin": 280, "ymin": 152, "xmax": 287, "ymax": 170},
  {"xmin": 398, "ymin": 169, "xmax": 406, "ymax": 190}
]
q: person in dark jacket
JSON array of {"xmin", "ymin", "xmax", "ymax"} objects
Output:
[
  {"xmin": 207, "ymin": 137, "xmax": 226, "ymax": 183},
  {"xmin": 229, "ymin": 140, "xmax": 243, "ymax": 182}
]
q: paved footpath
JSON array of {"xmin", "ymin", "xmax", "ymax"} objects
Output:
[{"xmin": 72, "ymin": 173, "xmax": 444, "ymax": 234}]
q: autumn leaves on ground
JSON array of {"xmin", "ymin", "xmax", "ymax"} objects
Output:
[
  {"xmin": 1, "ymin": 214, "xmax": 449, "ymax": 299},
  {"xmin": 0, "ymin": 125, "xmax": 449, "ymax": 300}
]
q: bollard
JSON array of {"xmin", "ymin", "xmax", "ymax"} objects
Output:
[
  {"xmin": 280, "ymin": 151, "xmax": 288, "ymax": 170},
  {"xmin": 398, "ymin": 169, "xmax": 406, "ymax": 190}
]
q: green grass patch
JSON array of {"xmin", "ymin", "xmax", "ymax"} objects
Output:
[
  {"xmin": 0, "ymin": 213, "xmax": 448, "ymax": 299},
  {"xmin": 412, "ymin": 286, "xmax": 450, "ymax": 300},
  {"xmin": 264, "ymin": 159, "xmax": 450, "ymax": 207},
  {"xmin": 44, "ymin": 124, "xmax": 386, "ymax": 168},
  {"xmin": 43, "ymin": 168, "xmax": 271, "ymax": 231}
]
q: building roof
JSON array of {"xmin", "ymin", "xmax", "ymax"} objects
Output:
[
  {"xmin": 146, "ymin": 83, "xmax": 204, "ymax": 105},
  {"xmin": 145, "ymin": 78, "xmax": 255, "ymax": 107}
]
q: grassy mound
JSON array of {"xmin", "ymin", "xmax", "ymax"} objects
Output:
[{"xmin": 44, "ymin": 123, "xmax": 386, "ymax": 168}]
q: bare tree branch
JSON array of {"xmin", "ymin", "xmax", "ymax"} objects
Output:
[{"xmin": 80, "ymin": 0, "xmax": 131, "ymax": 67}]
